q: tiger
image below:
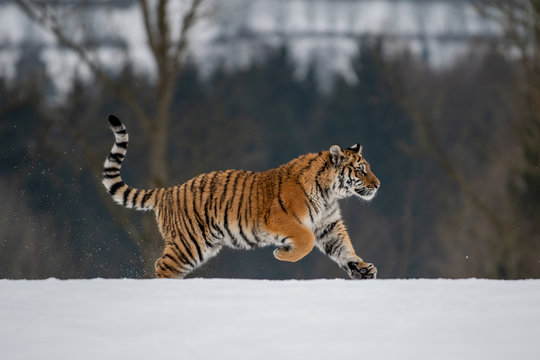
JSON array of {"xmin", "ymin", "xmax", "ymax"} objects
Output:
[{"xmin": 102, "ymin": 115, "xmax": 380, "ymax": 279}]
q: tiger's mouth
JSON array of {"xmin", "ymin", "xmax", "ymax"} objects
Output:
[{"xmin": 355, "ymin": 187, "xmax": 377, "ymax": 200}]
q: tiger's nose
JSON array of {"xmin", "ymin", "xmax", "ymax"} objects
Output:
[{"xmin": 374, "ymin": 182, "xmax": 380, "ymax": 189}]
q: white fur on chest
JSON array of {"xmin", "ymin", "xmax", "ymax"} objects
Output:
[{"xmin": 308, "ymin": 201, "xmax": 342, "ymax": 235}]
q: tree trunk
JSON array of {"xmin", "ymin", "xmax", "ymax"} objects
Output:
[{"xmin": 15, "ymin": 0, "xmax": 203, "ymax": 278}]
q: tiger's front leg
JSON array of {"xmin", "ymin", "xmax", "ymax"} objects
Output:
[
  {"xmin": 315, "ymin": 219, "xmax": 377, "ymax": 279},
  {"xmin": 264, "ymin": 215, "xmax": 315, "ymax": 263}
]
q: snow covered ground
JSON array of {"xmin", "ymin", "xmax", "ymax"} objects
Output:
[{"xmin": 0, "ymin": 279, "xmax": 538, "ymax": 360}]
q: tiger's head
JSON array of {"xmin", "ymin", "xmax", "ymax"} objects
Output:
[{"xmin": 329, "ymin": 144, "xmax": 380, "ymax": 200}]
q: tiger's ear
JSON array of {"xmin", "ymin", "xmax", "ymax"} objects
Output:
[
  {"xmin": 329, "ymin": 145, "xmax": 345, "ymax": 167},
  {"xmin": 347, "ymin": 143, "xmax": 363, "ymax": 155}
]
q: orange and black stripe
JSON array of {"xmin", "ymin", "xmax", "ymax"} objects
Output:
[{"xmin": 103, "ymin": 115, "xmax": 380, "ymax": 279}]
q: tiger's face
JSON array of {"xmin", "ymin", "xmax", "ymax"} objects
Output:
[{"xmin": 329, "ymin": 144, "xmax": 380, "ymax": 200}]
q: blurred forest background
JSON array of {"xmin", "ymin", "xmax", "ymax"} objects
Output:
[{"xmin": 0, "ymin": 0, "xmax": 538, "ymax": 279}]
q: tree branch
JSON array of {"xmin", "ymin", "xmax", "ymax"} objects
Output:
[
  {"xmin": 382, "ymin": 57, "xmax": 506, "ymax": 232},
  {"xmin": 139, "ymin": 0, "xmax": 159, "ymax": 61},
  {"xmin": 15, "ymin": 0, "xmax": 152, "ymax": 132},
  {"xmin": 171, "ymin": 0, "xmax": 203, "ymax": 76}
]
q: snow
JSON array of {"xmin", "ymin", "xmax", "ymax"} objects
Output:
[
  {"xmin": 0, "ymin": 0, "xmax": 501, "ymax": 96},
  {"xmin": 0, "ymin": 278, "xmax": 538, "ymax": 360}
]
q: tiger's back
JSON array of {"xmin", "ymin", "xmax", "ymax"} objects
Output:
[
  {"xmin": 154, "ymin": 157, "xmax": 325, "ymax": 277},
  {"xmin": 103, "ymin": 115, "xmax": 380, "ymax": 279}
]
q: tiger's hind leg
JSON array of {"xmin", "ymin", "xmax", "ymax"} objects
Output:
[
  {"xmin": 155, "ymin": 238, "xmax": 222, "ymax": 278},
  {"xmin": 155, "ymin": 255, "xmax": 189, "ymax": 278},
  {"xmin": 154, "ymin": 252, "xmax": 194, "ymax": 279}
]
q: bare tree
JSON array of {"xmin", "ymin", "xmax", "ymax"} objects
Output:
[
  {"xmin": 475, "ymin": 1, "xmax": 540, "ymax": 184},
  {"xmin": 474, "ymin": 0, "xmax": 540, "ymax": 277},
  {"xmin": 15, "ymin": 0, "xmax": 206, "ymax": 276},
  {"xmin": 382, "ymin": 0, "xmax": 540, "ymax": 278}
]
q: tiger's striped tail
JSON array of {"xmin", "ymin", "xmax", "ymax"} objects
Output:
[{"xmin": 102, "ymin": 115, "xmax": 157, "ymax": 211}]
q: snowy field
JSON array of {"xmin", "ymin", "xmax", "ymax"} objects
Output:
[{"xmin": 0, "ymin": 279, "xmax": 538, "ymax": 360}]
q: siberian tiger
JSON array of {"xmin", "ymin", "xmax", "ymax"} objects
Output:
[{"xmin": 103, "ymin": 115, "xmax": 380, "ymax": 279}]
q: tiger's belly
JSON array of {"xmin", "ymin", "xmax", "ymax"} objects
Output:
[
  {"xmin": 215, "ymin": 221, "xmax": 278, "ymax": 250},
  {"xmin": 216, "ymin": 205, "xmax": 341, "ymax": 251}
]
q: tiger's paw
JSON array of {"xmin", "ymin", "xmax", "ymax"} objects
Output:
[
  {"xmin": 273, "ymin": 246, "xmax": 291, "ymax": 261},
  {"xmin": 347, "ymin": 261, "xmax": 377, "ymax": 279}
]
